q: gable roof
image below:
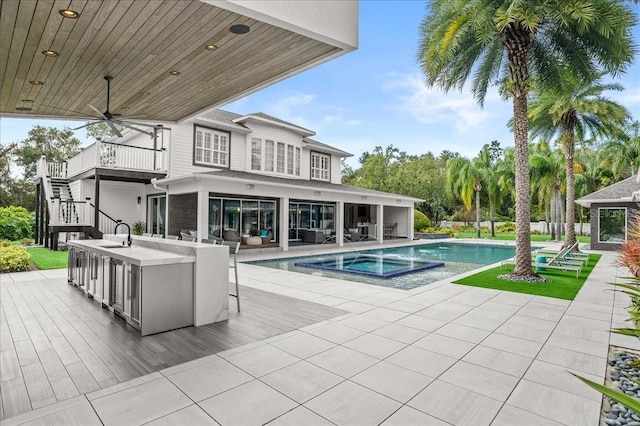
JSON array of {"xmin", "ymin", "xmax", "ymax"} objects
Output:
[
  {"xmin": 233, "ymin": 112, "xmax": 315, "ymax": 136},
  {"xmin": 576, "ymin": 175, "xmax": 640, "ymax": 207},
  {"xmin": 304, "ymin": 138, "xmax": 352, "ymax": 158}
]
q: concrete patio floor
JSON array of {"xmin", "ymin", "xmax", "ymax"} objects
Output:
[{"xmin": 1, "ymin": 241, "xmax": 637, "ymax": 425}]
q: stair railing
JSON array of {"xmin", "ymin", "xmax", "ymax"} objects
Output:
[{"xmin": 89, "ymin": 203, "xmax": 119, "ymax": 235}]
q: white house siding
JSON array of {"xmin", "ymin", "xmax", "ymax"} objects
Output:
[
  {"xmin": 82, "ymin": 180, "xmax": 146, "ymax": 226},
  {"xmin": 330, "ymin": 155, "xmax": 341, "ymax": 184},
  {"xmin": 230, "ymin": 132, "xmax": 246, "ymax": 172}
]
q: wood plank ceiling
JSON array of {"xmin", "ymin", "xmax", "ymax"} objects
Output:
[{"xmin": 0, "ymin": 0, "xmax": 340, "ymax": 122}]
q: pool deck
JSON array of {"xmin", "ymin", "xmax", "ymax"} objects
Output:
[{"xmin": 1, "ymin": 239, "xmax": 637, "ymax": 425}]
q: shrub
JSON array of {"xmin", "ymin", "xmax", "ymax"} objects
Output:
[
  {"xmin": 0, "ymin": 245, "xmax": 31, "ymax": 273},
  {"xmin": 132, "ymin": 221, "xmax": 146, "ymax": 236},
  {"xmin": 0, "ymin": 206, "xmax": 34, "ymax": 241},
  {"xmin": 414, "ymin": 210, "xmax": 431, "ymax": 232},
  {"xmin": 425, "ymin": 227, "xmax": 455, "ymax": 236},
  {"xmin": 496, "ymin": 222, "xmax": 516, "ymax": 233}
]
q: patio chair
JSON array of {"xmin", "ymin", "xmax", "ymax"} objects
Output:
[
  {"xmin": 222, "ymin": 241, "xmax": 241, "ymax": 312},
  {"xmin": 223, "ymin": 229, "xmax": 241, "ymax": 242},
  {"xmin": 180, "ymin": 232, "xmax": 195, "ymax": 242},
  {"xmin": 501, "ymin": 250, "xmax": 583, "ymax": 278},
  {"xmin": 202, "ymin": 237, "xmax": 223, "ymax": 245},
  {"xmin": 534, "ymin": 242, "xmax": 589, "ymax": 264}
]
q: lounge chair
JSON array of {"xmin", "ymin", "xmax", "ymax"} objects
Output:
[
  {"xmin": 501, "ymin": 250, "xmax": 582, "ymax": 278},
  {"xmin": 535, "ymin": 244, "xmax": 590, "ymax": 265}
]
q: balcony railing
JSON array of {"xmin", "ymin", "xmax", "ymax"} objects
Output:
[{"xmin": 63, "ymin": 140, "xmax": 166, "ymax": 177}]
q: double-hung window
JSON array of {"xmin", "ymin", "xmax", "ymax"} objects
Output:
[
  {"xmin": 287, "ymin": 145, "xmax": 294, "ymax": 175},
  {"xmin": 295, "ymin": 147, "xmax": 300, "ymax": 176},
  {"xmin": 251, "ymin": 138, "xmax": 261, "ymax": 170},
  {"xmin": 311, "ymin": 152, "xmax": 330, "ymax": 181},
  {"xmin": 265, "ymin": 140, "xmax": 274, "ymax": 172},
  {"xmin": 276, "ymin": 142, "xmax": 285, "ymax": 173},
  {"xmin": 194, "ymin": 126, "xmax": 229, "ymax": 167}
]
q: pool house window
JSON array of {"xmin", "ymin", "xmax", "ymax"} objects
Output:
[
  {"xmin": 194, "ymin": 125, "xmax": 229, "ymax": 167},
  {"xmin": 599, "ymin": 208, "xmax": 627, "ymax": 243},
  {"xmin": 276, "ymin": 142, "xmax": 285, "ymax": 173},
  {"xmin": 311, "ymin": 152, "xmax": 330, "ymax": 181}
]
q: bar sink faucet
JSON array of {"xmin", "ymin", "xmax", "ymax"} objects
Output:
[{"xmin": 115, "ymin": 221, "xmax": 132, "ymax": 246}]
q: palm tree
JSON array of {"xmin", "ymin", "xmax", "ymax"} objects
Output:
[
  {"xmin": 530, "ymin": 141, "xmax": 565, "ymax": 241},
  {"xmin": 476, "ymin": 143, "xmax": 504, "ymax": 237},
  {"xmin": 417, "ymin": 0, "xmax": 635, "ymax": 277},
  {"xmin": 602, "ymin": 121, "xmax": 640, "ymax": 180},
  {"xmin": 446, "ymin": 157, "xmax": 483, "ymax": 238},
  {"xmin": 528, "ymin": 71, "xmax": 630, "ymax": 250}
]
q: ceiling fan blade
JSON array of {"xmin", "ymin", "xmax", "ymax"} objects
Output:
[
  {"xmin": 117, "ymin": 121, "xmax": 154, "ymax": 137},
  {"xmin": 106, "ymin": 121, "xmax": 123, "ymax": 138},
  {"xmin": 87, "ymin": 104, "xmax": 109, "ymax": 120},
  {"xmin": 73, "ymin": 122, "xmax": 100, "ymax": 131}
]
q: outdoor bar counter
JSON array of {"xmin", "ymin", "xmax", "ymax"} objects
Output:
[{"xmin": 67, "ymin": 235, "xmax": 229, "ymax": 336}]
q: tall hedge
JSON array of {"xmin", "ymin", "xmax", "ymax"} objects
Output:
[{"xmin": 0, "ymin": 206, "xmax": 34, "ymax": 240}]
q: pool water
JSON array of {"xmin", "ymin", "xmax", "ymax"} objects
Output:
[
  {"xmin": 249, "ymin": 242, "xmax": 527, "ymax": 290},
  {"xmin": 295, "ymin": 254, "xmax": 445, "ymax": 278}
]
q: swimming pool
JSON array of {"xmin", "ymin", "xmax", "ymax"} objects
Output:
[
  {"xmin": 249, "ymin": 242, "xmax": 527, "ymax": 290},
  {"xmin": 295, "ymin": 254, "xmax": 445, "ymax": 278}
]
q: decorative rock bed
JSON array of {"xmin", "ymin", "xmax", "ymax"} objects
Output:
[{"xmin": 603, "ymin": 348, "xmax": 640, "ymax": 425}]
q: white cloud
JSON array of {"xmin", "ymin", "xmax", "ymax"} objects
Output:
[{"xmin": 382, "ymin": 72, "xmax": 502, "ymax": 133}]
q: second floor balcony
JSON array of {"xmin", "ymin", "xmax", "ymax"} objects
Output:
[{"xmin": 40, "ymin": 140, "xmax": 167, "ymax": 180}]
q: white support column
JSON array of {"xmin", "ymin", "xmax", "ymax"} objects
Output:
[
  {"xmin": 337, "ymin": 201, "xmax": 344, "ymax": 247},
  {"xmin": 280, "ymin": 197, "xmax": 289, "ymax": 251},
  {"xmin": 408, "ymin": 205, "xmax": 415, "ymax": 240},
  {"xmin": 376, "ymin": 204, "xmax": 384, "ymax": 244},
  {"xmin": 196, "ymin": 189, "xmax": 208, "ymax": 242}
]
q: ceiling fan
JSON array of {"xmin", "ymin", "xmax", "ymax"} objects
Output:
[{"xmin": 72, "ymin": 76, "xmax": 159, "ymax": 138}]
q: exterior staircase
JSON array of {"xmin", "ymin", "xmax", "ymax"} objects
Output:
[{"xmin": 36, "ymin": 171, "xmax": 117, "ymax": 250}]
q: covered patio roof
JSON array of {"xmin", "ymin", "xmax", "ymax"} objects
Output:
[{"xmin": 0, "ymin": 0, "xmax": 357, "ymax": 123}]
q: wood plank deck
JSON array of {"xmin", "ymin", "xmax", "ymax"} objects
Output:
[{"xmin": 0, "ymin": 274, "xmax": 346, "ymax": 420}]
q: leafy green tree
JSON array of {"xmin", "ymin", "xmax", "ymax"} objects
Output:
[
  {"xmin": 417, "ymin": 0, "xmax": 635, "ymax": 276},
  {"xmin": 529, "ymin": 70, "xmax": 630, "ymax": 249},
  {"xmin": 14, "ymin": 126, "xmax": 81, "ymax": 179}
]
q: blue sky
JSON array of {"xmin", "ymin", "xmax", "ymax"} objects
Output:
[{"xmin": 2, "ymin": 1, "xmax": 639, "ymax": 168}]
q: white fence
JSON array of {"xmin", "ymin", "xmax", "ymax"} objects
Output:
[{"xmin": 439, "ymin": 221, "xmax": 591, "ymax": 234}]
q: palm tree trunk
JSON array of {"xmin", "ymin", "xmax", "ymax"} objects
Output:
[
  {"xmin": 563, "ymin": 123, "xmax": 578, "ymax": 250},
  {"xmin": 555, "ymin": 190, "xmax": 562, "ymax": 242},
  {"xmin": 550, "ymin": 194, "xmax": 556, "ymax": 240},
  {"xmin": 506, "ymin": 22, "xmax": 534, "ymax": 277},
  {"xmin": 476, "ymin": 188, "xmax": 481, "ymax": 238},
  {"xmin": 489, "ymin": 200, "xmax": 496, "ymax": 237}
]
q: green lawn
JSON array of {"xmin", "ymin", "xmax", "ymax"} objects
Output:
[
  {"xmin": 453, "ymin": 254, "xmax": 601, "ymax": 300},
  {"xmin": 455, "ymin": 232, "xmax": 590, "ymax": 243},
  {"xmin": 26, "ymin": 247, "xmax": 68, "ymax": 270}
]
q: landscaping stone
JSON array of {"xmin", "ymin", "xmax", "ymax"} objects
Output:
[{"xmin": 603, "ymin": 348, "xmax": 640, "ymax": 426}]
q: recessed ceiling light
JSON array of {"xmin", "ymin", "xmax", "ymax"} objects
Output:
[
  {"xmin": 59, "ymin": 9, "xmax": 80, "ymax": 19},
  {"xmin": 30, "ymin": 80, "xmax": 44, "ymax": 86},
  {"xmin": 120, "ymin": 106, "xmax": 130, "ymax": 111},
  {"xmin": 169, "ymin": 70, "xmax": 180, "ymax": 76},
  {"xmin": 141, "ymin": 91, "xmax": 150, "ymax": 96},
  {"xmin": 42, "ymin": 50, "xmax": 59, "ymax": 57},
  {"xmin": 21, "ymin": 99, "xmax": 34, "ymax": 103},
  {"xmin": 205, "ymin": 44, "xmax": 217, "ymax": 51},
  {"xmin": 15, "ymin": 107, "xmax": 32, "ymax": 112},
  {"xmin": 229, "ymin": 24, "xmax": 250, "ymax": 35}
]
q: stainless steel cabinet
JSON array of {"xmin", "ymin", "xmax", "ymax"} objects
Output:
[
  {"xmin": 109, "ymin": 258, "xmax": 125, "ymax": 315},
  {"xmin": 127, "ymin": 264, "xmax": 141, "ymax": 330}
]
